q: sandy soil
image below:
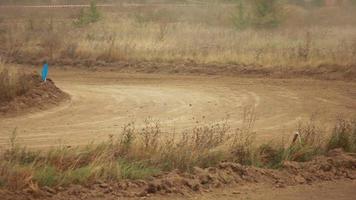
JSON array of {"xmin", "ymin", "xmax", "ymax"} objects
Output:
[
  {"xmin": 0, "ymin": 74, "xmax": 69, "ymax": 116},
  {"xmin": 2, "ymin": 148, "xmax": 355, "ymax": 200},
  {"xmin": 0, "ymin": 67, "xmax": 355, "ymax": 148},
  {"xmin": 159, "ymin": 180, "xmax": 356, "ymax": 200}
]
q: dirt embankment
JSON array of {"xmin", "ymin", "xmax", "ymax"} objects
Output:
[
  {"xmin": 5, "ymin": 52, "xmax": 356, "ymax": 81},
  {"xmin": 100, "ymin": 61, "xmax": 356, "ymax": 81},
  {"xmin": 0, "ymin": 74, "xmax": 69, "ymax": 116},
  {"xmin": 1, "ymin": 149, "xmax": 355, "ymax": 200}
]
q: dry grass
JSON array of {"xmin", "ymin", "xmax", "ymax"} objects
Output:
[
  {"xmin": 327, "ymin": 118, "xmax": 356, "ymax": 152},
  {"xmin": 0, "ymin": 62, "xmax": 31, "ymax": 103},
  {"xmin": 0, "ymin": 2, "xmax": 356, "ymax": 190},
  {"xmin": 1, "ymin": 113, "xmax": 355, "ymax": 189},
  {"xmin": 0, "ymin": 3, "xmax": 356, "ymax": 68}
]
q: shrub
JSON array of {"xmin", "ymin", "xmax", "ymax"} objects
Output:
[
  {"xmin": 251, "ymin": 0, "xmax": 284, "ymax": 28},
  {"xmin": 118, "ymin": 160, "xmax": 160, "ymax": 180},
  {"xmin": 233, "ymin": 1, "xmax": 250, "ymax": 30},
  {"xmin": 74, "ymin": 0, "xmax": 101, "ymax": 27},
  {"xmin": 62, "ymin": 166, "xmax": 92, "ymax": 185},
  {"xmin": 234, "ymin": 0, "xmax": 285, "ymax": 29},
  {"xmin": 253, "ymin": 143, "xmax": 285, "ymax": 168},
  {"xmin": 0, "ymin": 63, "xmax": 32, "ymax": 103},
  {"xmin": 327, "ymin": 119, "xmax": 356, "ymax": 152},
  {"xmin": 33, "ymin": 166, "xmax": 59, "ymax": 187},
  {"xmin": 252, "ymin": 119, "xmax": 325, "ymax": 168}
]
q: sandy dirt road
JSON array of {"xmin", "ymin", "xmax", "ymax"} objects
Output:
[{"xmin": 0, "ymin": 68, "xmax": 355, "ymax": 148}]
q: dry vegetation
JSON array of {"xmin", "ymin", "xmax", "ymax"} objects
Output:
[
  {"xmin": 0, "ymin": 62, "xmax": 32, "ymax": 103},
  {"xmin": 0, "ymin": 113, "xmax": 355, "ymax": 190},
  {"xmin": 0, "ymin": 0, "xmax": 355, "ymax": 193},
  {"xmin": 0, "ymin": 1, "xmax": 356, "ymax": 69}
]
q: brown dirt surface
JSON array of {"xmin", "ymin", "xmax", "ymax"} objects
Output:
[
  {"xmin": 0, "ymin": 74, "xmax": 69, "ymax": 117},
  {"xmin": 0, "ymin": 66, "xmax": 355, "ymax": 199},
  {"xmin": 0, "ymin": 66, "xmax": 355, "ymax": 148},
  {"xmin": 1, "ymin": 149, "xmax": 355, "ymax": 200},
  {"xmin": 12, "ymin": 57, "xmax": 356, "ymax": 81}
]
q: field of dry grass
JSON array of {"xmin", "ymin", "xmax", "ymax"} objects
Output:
[
  {"xmin": 0, "ymin": 62, "xmax": 31, "ymax": 103},
  {"xmin": 0, "ymin": 2, "xmax": 356, "ymax": 70}
]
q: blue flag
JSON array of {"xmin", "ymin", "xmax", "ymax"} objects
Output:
[{"xmin": 42, "ymin": 63, "xmax": 49, "ymax": 81}]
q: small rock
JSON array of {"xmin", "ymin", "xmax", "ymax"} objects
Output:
[
  {"xmin": 146, "ymin": 183, "xmax": 158, "ymax": 194},
  {"xmin": 67, "ymin": 185, "xmax": 83, "ymax": 195},
  {"xmin": 99, "ymin": 183, "xmax": 109, "ymax": 188},
  {"xmin": 56, "ymin": 186, "xmax": 65, "ymax": 192},
  {"xmin": 347, "ymin": 173, "xmax": 356, "ymax": 179},
  {"xmin": 183, "ymin": 179, "xmax": 200, "ymax": 191},
  {"xmin": 192, "ymin": 166, "xmax": 205, "ymax": 174},
  {"xmin": 294, "ymin": 175, "xmax": 306, "ymax": 184},
  {"xmin": 199, "ymin": 174, "xmax": 211, "ymax": 185},
  {"xmin": 137, "ymin": 191, "xmax": 148, "ymax": 197},
  {"xmin": 134, "ymin": 180, "xmax": 148, "ymax": 187},
  {"xmin": 275, "ymin": 183, "xmax": 286, "ymax": 188}
]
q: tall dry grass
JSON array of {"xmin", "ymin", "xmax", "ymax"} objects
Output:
[
  {"xmin": 0, "ymin": 62, "xmax": 31, "ymax": 103},
  {"xmin": 1, "ymin": 113, "xmax": 355, "ymax": 190},
  {"xmin": 327, "ymin": 118, "xmax": 356, "ymax": 152},
  {"xmin": 0, "ymin": 3, "xmax": 356, "ymax": 68}
]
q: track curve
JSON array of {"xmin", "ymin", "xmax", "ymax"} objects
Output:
[{"xmin": 0, "ymin": 69, "xmax": 355, "ymax": 148}]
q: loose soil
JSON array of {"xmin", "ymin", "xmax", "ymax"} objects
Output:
[
  {"xmin": 0, "ymin": 66, "xmax": 355, "ymax": 199},
  {"xmin": 0, "ymin": 66, "xmax": 355, "ymax": 148},
  {"xmin": 1, "ymin": 149, "xmax": 355, "ymax": 200},
  {"xmin": 0, "ymin": 74, "xmax": 69, "ymax": 117}
]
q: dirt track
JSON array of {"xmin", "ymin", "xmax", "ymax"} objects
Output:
[{"xmin": 0, "ymin": 68, "xmax": 355, "ymax": 148}]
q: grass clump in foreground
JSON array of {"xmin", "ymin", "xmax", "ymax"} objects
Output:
[
  {"xmin": 0, "ymin": 116, "xmax": 355, "ymax": 190},
  {"xmin": 327, "ymin": 118, "xmax": 356, "ymax": 152}
]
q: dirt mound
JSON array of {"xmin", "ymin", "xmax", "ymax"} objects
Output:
[
  {"xmin": 1, "ymin": 149, "xmax": 355, "ymax": 200},
  {"xmin": 0, "ymin": 74, "xmax": 69, "ymax": 116}
]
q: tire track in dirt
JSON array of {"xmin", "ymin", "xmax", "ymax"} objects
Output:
[{"xmin": 0, "ymin": 70, "xmax": 355, "ymax": 148}]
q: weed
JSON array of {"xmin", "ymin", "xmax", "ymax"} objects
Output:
[
  {"xmin": 327, "ymin": 119, "xmax": 356, "ymax": 152},
  {"xmin": 74, "ymin": 0, "xmax": 101, "ymax": 27},
  {"xmin": 0, "ymin": 117, "xmax": 354, "ymax": 190},
  {"xmin": 0, "ymin": 63, "xmax": 32, "ymax": 103},
  {"xmin": 33, "ymin": 166, "xmax": 59, "ymax": 187},
  {"xmin": 62, "ymin": 166, "xmax": 92, "ymax": 185},
  {"xmin": 139, "ymin": 119, "xmax": 162, "ymax": 152},
  {"xmin": 118, "ymin": 160, "xmax": 160, "ymax": 180},
  {"xmin": 254, "ymin": 142, "xmax": 285, "ymax": 168},
  {"xmin": 118, "ymin": 123, "xmax": 136, "ymax": 155},
  {"xmin": 234, "ymin": 0, "xmax": 285, "ymax": 29}
]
